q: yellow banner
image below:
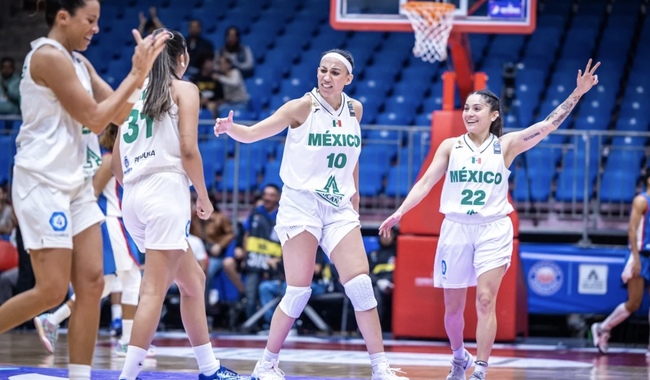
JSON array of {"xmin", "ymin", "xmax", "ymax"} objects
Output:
[{"xmin": 246, "ymin": 236, "xmax": 282, "ymax": 257}]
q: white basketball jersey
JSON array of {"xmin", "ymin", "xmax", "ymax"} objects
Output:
[
  {"xmin": 15, "ymin": 38, "xmax": 92, "ymax": 191},
  {"xmin": 279, "ymin": 89, "xmax": 361, "ymax": 207},
  {"xmin": 119, "ymin": 90, "xmax": 187, "ymax": 184},
  {"xmin": 439, "ymin": 134, "xmax": 513, "ymax": 222},
  {"xmin": 83, "ymin": 128, "xmax": 102, "ymax": 180}
]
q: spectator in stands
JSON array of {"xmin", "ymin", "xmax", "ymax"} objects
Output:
[
  {"xmin": 379, "ymin": 59, "xmax": 600, "ymax": 380},
  {"xmin": 192, "ymin": 56, "xmax": 224, "ymax": 118},
  {"xmin": 186, "ymin": 19, "xmax": 214, "ymax": 77},
  {"xmin": 591, "ymin": 171, "xmax": 650, "ymax": 355},
  {"xmin": 216, "ymin": 26, "xmax": 254, "ymax": 78},
  {"xmin": 112, "ymin": 29, "xmax": 237, "ymax": 380},
  {"xmin": 0, "ymin": 57, "xmax": 20, "ymax": 115},
  {"xmin": 215, "ymin": 55, "xmax": 249, "ymax": 114},
  {"xmin": 214, "ymin": 48, "xmax": 407, "ymax": 380},
  {"xmin": 501, "ymin": 62, "xmax": 517, "ymax": 114},
  {"xmin": 369, "ymin": 228, "xmax": 396, "ymax": 332},
  {"xmin": 190, "ymin": 200, "xmax": 245, "ymax": 310},
  {"xmin": 240, "ymin": 184, "xmax": 281, "ymax": 323},
  {"xmin": 0, "ymin": 182, "xmax": 16, "ymax": 238},
  {"xmin": 137, "ymin": 6, "xmax": 164, "ymax": 37},
  {"xmin": 0, "ymin": 2, "xmax": 167, "ymax": 379}
]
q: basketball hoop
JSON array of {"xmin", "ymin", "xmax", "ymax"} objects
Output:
[{"xmin": 401, "ymin": 2, "xmax": 456, "ymax": 63}]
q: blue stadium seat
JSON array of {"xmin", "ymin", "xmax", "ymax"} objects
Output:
[
  {"xmin": 511, "ymin": 166, "xmax": 530, "ymax": 202},
  {"xmin": 0, "ymin": 135, "xmax": 14, "ymax": 182},
  {"xmin": 385, "ymin": 165, "xmax": 417, "ymax": 197},
  {"xmin": 600, "ymin": 170, "xmax": 638, "ymax": 203},
  {"xmin": 358, "ymin": 164, "xmax": 384, "ymax": 197},
  {"xmin": 219, "ymin": 158, "xmax": 258, "ymax": 192},
  {"xmin": 259, "ymin": 160, "xmax": 283, "ymax": 190},
  {"xmin": 555, "ymin": 167, "xmax": 593, "ymax": 202},
  {"xmin": 605, "ymin": 149, "xmax": 645, "ymax": 172},
  {"xmin": 375, "ymin": 112, "xmax": 413, "ymax": 127},
  {"xmin": 359, "ymin": 143, "xmax": 394, "ymax": 169}
]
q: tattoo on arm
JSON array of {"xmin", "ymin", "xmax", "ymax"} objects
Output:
[
  {"xmin": 544, "ymin": 95, "xmax": 581, "ymax": 127},
  {"xmin": 523, "ymin": 131, "xmax": 541, "ymax": 141}
]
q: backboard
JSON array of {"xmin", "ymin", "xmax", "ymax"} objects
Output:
[{"xmin": 330, "ymin": 0, "xmax": 536, "ymax": 34}]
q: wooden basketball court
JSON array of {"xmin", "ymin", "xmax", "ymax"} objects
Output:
[{"xmin": 0, "ymin": 330, "xmax": 647, "ymax": 379}]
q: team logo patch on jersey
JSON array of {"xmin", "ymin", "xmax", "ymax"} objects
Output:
[
  {"xmin": 332, "ymin": 120, "xmax": 342, "ymax": 128},
  {"xmin": 347, "ymin": 101, "xmax": 355, "ymax": 116},
  {"xmin": 316, "ymin": 175, "xmax": 344, "ymax": 207},
  {"xmin": 455, "ymin": 139, "xmax": 463, "ymax": 149},
  {"xmin": 471, "ymin": 156, "xmax": 481, "ymax": 164},
  {"xmin": 493, "ymin": 141, "xmax": 502, "ymax": 154}
]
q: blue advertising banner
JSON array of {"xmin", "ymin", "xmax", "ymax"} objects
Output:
[
  {"xmin": 520, "ymin": 243, "xmax": 650, "ymax": 315},
  {"xmin": 488, "ymin": 0, "xmax": 525, "ymax": 19}
]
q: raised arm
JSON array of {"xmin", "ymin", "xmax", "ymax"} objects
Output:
[
  {"xmin": 378, "ymin": 138, "xmax": 454, "ymax": 237},
  {"xmin": 31, "ymin": 30, "xmax": 168, "ymax": 134},
  {"xmin": 501, "ymin": 59, "xmax": 600, "ymax": 166},
  {"xmin": 214, "ymin": 95, "xmax": 311, "ymax": 143}
]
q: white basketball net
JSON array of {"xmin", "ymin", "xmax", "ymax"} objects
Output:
[{"xmin": 401, "ymin": 2, "xmax": 456, "ymax": 63}]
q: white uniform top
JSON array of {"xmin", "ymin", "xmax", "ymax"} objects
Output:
[
  {"xmin": 119, "ymin": 89, "xmax": 187, "ymax": 184},
  {"xmin": 15, "ymin": 37, "xmax": 92, "ymax": 192},
  {"xmin": 439, "ymin": 133, "xmax": 513, "ymax": 223},
  {"xmin": 279, "ymin": 88, "xmax": 361, "ymax": 208},
  {"xmin": 83, "ymin": 128, "xmax": 102, "ymax": 180}
]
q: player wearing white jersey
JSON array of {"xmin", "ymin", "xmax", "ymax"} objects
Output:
[
  {"xmin": 380, "ymin": 60, "xmax": 600, "ymax": 380},
  {"xmin": 0, "ymin": 1, "xmax": 167, "ymax": 379},
  {"xmin": 215, "ymin": 49, "xmax": 408, "ymax": 380},
  {"xmin": 112, "ymin": 29, "xmax": 238, "ymax": 380}
]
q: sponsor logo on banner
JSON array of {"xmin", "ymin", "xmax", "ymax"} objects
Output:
[
  {"xmin": 488, "ymin": 0, "xmax": 524, "ymax": 18},
  {"xmin": 528, "ymin": 260, "xmax": 563, "ymax": 296},
  {"xmin": 578, "ymin": 264, "xmax": 608, "ymax": 295}
]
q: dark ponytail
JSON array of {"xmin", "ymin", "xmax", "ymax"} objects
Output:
[
  {"xmin": 44, "ymin": 0, "xmax": 89, "ymax": 27},
  {"xmin": 471, "ymin": 89, "xmax": 503, "ymax": 137},
  {"xmin": 143, "ymin": 29, "xmax": 187, "ymax": 121}
]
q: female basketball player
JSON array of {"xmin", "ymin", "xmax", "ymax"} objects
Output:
[
  {"xmin": 112, "ymin": 29, "xmax": 238, "ymax": 380},
  {"xmin": 0, "ymin": 0, "xmax": 167, "ymax": 379},
  {"xmin": 379, "ymin": 58, "xmax": 600, "ymax": 380},
  {"xmin": 33, "ymin": 124, "xmax": 151, "ymax": 359},
  {"xmin": 214, "ymin": 49, "xmax": 408, "ymax": 380},
  {"xmin": 591, "ymin": 171, "xmax": 650, "ymax": 355}
]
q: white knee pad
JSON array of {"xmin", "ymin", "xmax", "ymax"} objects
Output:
[
  {"xmin": 118, "ymin": 267, "xmax": 142, "ymax": 306},
  {"xmin": 279, "ymin": 286, "xmax": 312, "ymax": 319},
  {"xmin": 101, "ymin": 274, "xmax": 117, "ymax": 299},
  {"xmin": 344, "ymin": 274, "xmax": 377, "ymax": 311}
]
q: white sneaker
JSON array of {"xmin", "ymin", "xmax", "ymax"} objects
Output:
[
  {"xmin": 115, "ymin": 340, "xmax": 156, "ymax": 358},
  {"xmin": 591, "ymin": 323, "xmax": 610, "ymax": 354},
  {"xmin": 371, "ymin": 362, "xmax": 409, "ymax": 380},
  {"xmin": 33, "ymin": 314, "xmax": 59, "ymax": 354},
  {"xmin": 251, "ymin": 358, "xmax": 285, "ymax": 380},
  {"xmin": 446, "ymin": 349, "xmax": 474, "ymax": 380}
]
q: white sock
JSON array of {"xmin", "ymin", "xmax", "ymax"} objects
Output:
[
  {"xmin": 452, "ymin": 344, "xmax": 466, "ymax": 360},
  {"xmin": 122, "ymin": 319, "xmax": 134, "ymax": 344},
  {"xmin": 112, "ymin": 304, "xmax": 123, "ymax": 320},
  {"xmin": 262, "ymin": 347, "xmax": 279, "ymax": 363},
  {"xmin": 601, "ymin": 302, "xmax": 631, "ymax": 331},
  {"xmin": 192, "ymin": 342, "xmax": 220, "ymax": 376},
  {"xmin": 68, "ymin": 364, "xmax": 91, "ymax": 380},
  {"xmin": 119, "ymin": 345, "xmax": 147, "ymax": 380},
  {"xmin": 369, "ymin": 352, "xmax": 387, "ymax": 373},
  {"xmin": 50, "ymin": 304, "xmax": 71, "ymax": 325},
  {"xmin": 474, "ymin": 360, "xmax": 488, "ymax": 376}
]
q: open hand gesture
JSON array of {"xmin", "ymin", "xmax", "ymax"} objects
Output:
[
  {"xmin": 576, "ymin": 58, "xmax": 600, "ymax": 96},
  {"xmin": 130, "ymin": 29, "xmax": 170, "ymax": 82},
  {"xmin": 214, "ymin": 110, "xmax": 234, "ymax": 137},
  {"xmin": 378, "ymin": 210, "xmax": 402, "ymax": 238}
]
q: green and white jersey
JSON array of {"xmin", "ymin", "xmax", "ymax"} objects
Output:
[
  {"xmin": 15, "ymin": 38, "xmax": 92, "ymax": 191},
  {"xmin": 279, "ymin": 88, "xmax": 361, "ymax": 208},
  {"xmin": 83, "ymin": 128, "xmax": 102, "ymax": 180},
  {"xmin": 119, "ymin": 88, "xmax": 188, "ymax": 185},
  {"xmin": 439, "ymin": 133, "xmax": 513, "ymax": 223}
]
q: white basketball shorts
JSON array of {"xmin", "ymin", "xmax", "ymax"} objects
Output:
[
  {"xmin": 275, "ymin": 186, "xmax": 360, "ymax": 257},
  {"xmin": 434, "ymin": 216, "xmax": 513, "ymax": 288},
  {"xmin": 121, "ymin": 172, "xmax": 190, "ymax": 253}
]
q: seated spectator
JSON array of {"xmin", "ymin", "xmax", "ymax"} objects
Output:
[
  {"xmin": 191, "ymin": 57, "xmax": 224, "ymax": 118},
  {"xmin": 0, "ymin": 57, "xmax": 20, "ymax": 115},
  {"xmin": 0, "ymin": 182, "xmax": 16, "ymax": 239},
  {"xmin": 215, "ymin": 55, "xmax": 250, "ymax": 114},
  {"xmin": 186, "ymin": 19, "xmax": 214, "ymax": 77},
  {"xmin": 369, "ymin": 228, "xmax": 397, "ymax": 331},
  {"xmin": 216, "ymin": 26, "xmax": 254, "ymax": 78},
  {"xmin": 137, "ymin": 6, "xmax": 164, "ymax": 37}
]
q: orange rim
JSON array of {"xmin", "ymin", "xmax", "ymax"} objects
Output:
[{"xmin": 401, "ymin": 2, "xmax": 456, "ymax": 16}]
